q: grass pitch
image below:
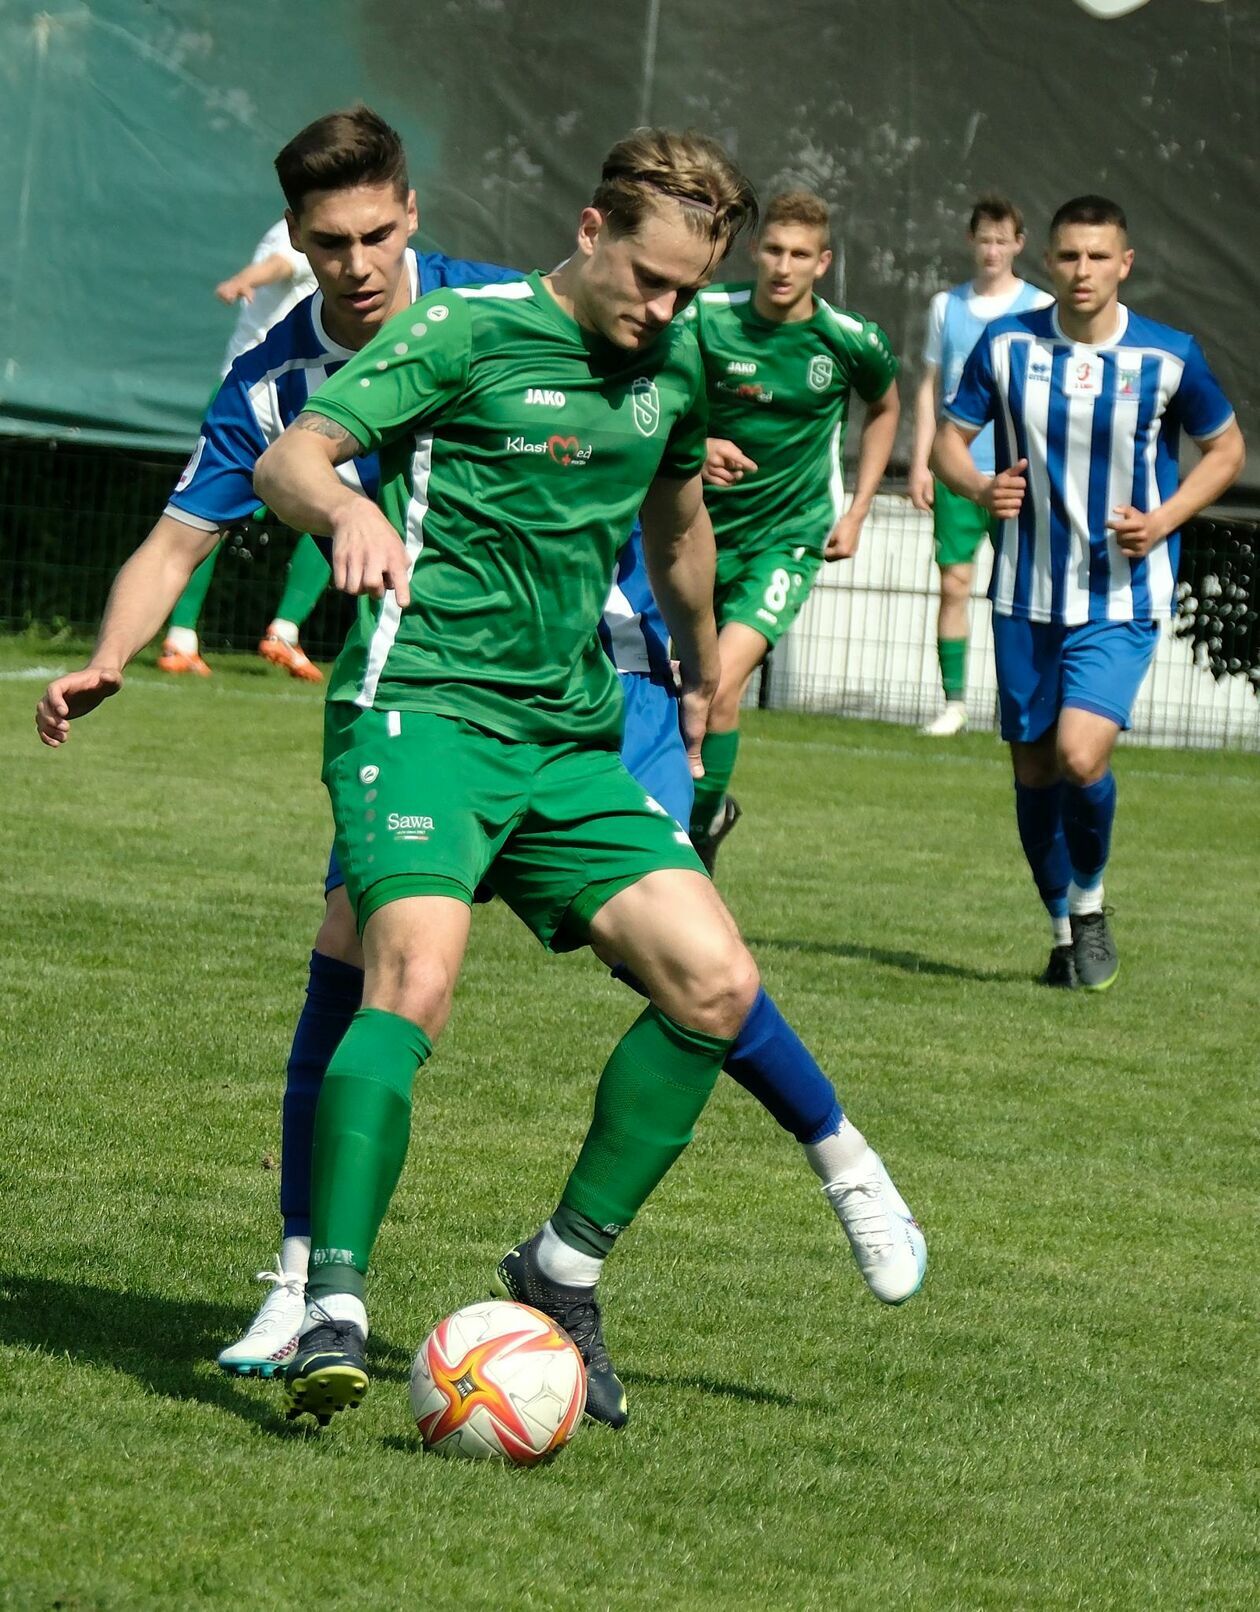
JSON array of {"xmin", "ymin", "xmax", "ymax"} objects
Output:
[{"xmin": 1, "ymin": 640, "xmax": 1257, "ymax": 1610}]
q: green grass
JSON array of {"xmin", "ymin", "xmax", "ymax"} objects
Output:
[{"xmin": 2, "ymin": 640, "xmax": 1257, "ymax": 1611}]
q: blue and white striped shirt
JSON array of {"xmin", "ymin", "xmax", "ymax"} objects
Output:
[
  {"xmin": 598, "ymin": 528, "xmax": 672, "ymax": 683},
  {"xmin": 946, "ymin": 304, "xmax": 1234, "ymax": 624},
  {"xmin": 166, "ymin": 248, "xmax": 519, "ymax": 530}
]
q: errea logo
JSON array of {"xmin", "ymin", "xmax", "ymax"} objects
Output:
[{"xmin": 524, "ymin": 387, "xmax": 567, "ymax": 406}]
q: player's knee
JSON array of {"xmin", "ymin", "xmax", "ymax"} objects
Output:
[
  {"xmin": 678, "ymin": 938, "xmax": 760, "ymax": 1041},
  {"xmin": 314, "ymin": 886, "xmax": 364, "ymax": 968},
  {"xmin": 365, "ymin": 950, "xmax": 457, "ymax": 1039},
  {"xmin": 1057, "ymin": 741, "xmax": 1109, "ymax": 788}
]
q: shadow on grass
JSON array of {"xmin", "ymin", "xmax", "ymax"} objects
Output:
[
  {"xmin": 746, "ymin": 934, "xmax": 1029, "ymax": 985},
  {"xmin": 621, "ymin": 1368, "xmax": 802, "ymax": 1410},
  {"xmin": 0, "ymin": 1273, "xmax": 412, "ymax": 1434}
]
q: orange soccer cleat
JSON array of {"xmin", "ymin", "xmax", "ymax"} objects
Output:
[
  {"xmin": 157, "ymin": 640, "xmax": 212, "ymax": 676},
  {"xmin": 258, "ymin": 631, "xmax": 323, "ymax": 683}
]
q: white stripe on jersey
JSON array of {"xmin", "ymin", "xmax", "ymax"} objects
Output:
[
  {"xmin": 602, "ymin": 582, "xmax": 653, "ymax": 676},
  {"xmin": 827, "ymin": 414, "xmax": 845, "ymax": 525},
  {"xmin": 820, "ymin": 304, "xmax": 864, "ymax": 336},
  {"xmin": 991, "ymin": 335, "xmax": 1019, "ymax": 615},
  {"xmin": 1062, "ymin": 388, "xmax": 1095, "ymax": 625},
  {"xmin": 245, "ymin": 359, "xmax": 367, "ymax": 497},
  {"xmin": 1019, "ymin": 347, "xmax": 1055, "ymax": 622},
  {"xmin": 697, "ymin": 289, "xmax": 751, "ymax": 307},
  {"xmin": 357, "ymin": 433, "xmax": 433, "ymax": 709},
  {"xmin": 1103, "ymin": 389, "xmax": 1136, "ymax": 623},
  {"xmin": 451, "ymin": 280, "xmax": 534, "ymax": 300}
]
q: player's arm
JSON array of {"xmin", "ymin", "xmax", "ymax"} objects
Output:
[
  {"xmin": 825, "ymin": 379, "xmax": 900, "ymax": 560},
  {"xmin": 254, "ymin": 414, "xmax": 412, "ymax": 606},
  {"xmin": 214, "ymin": 253, "xmax": 295, "ymax": 306},
  {"xmin": 639, "ymin": 472, "xmax": 721, "ymax": 777},
  {"xmin": 930, "ymin": 419, "xmax": 1028, "ymax": 519},
  {"xmin": 1108, "ymin": 420, "xmax": 1246, "ymax": 558},
  {"xmin": 908, "ymin": 363, "xmax": 940, "ymax": 513},
  {"xmin": 35, "ymin": 513, "xmax": 221, "ymax": 747}
]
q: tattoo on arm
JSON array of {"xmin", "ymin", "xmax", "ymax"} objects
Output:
[{"xmin": 293, "ymin": 411, "xmax": 359, "ymax": 463}]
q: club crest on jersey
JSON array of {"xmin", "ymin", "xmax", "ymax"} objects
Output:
[
  {"xmin": 1117, "ymin": 364, "xmax": 1142, "ymax": 397},
  {"xmin": 175, "ymin": 436, "xmax": 206, "ymax": 492},
  {"xmin": 631, "ymin": 377, "xmax": 661, "ymax": 437},
  {"xmin": 524, "ymin": 387, "xmax": 566, "ymax": 406},
  {"xmin": 807, "ymin": 355, "xmax": 834, "ymax": 392}
]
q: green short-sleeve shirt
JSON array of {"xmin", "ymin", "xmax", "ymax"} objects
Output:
[
  {"xmin": 684, "ymin": 283, "xmax": 898, "ymax": 560},
  {"xmin": 304, "ymin": 272, "xmax": 708, "ymax": 747}
]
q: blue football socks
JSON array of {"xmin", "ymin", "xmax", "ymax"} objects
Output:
[
  {"xmin": 1061, "ymin": 771, "xmax": 1117, "ymax": 892},
  {"xmin": 1014, "ymin": 779, "xmax": 1071, "ymax": 923},
  {"xmin": 280, "ymin": 949, "xmax": 364, "ymax": 1238},
  {"xmin": 722, "ymin": 987, "xmax": 843, "ymax": 1143}
]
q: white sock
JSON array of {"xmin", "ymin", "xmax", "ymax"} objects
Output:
[
  {"xmin": 1068, "ymin": 880, "xmax": 1104, "ymax": 917},
  {"xmin": 281, "ymin": 1235, "xmax": 310, "ymax": 1280},
  {"xmin": 1051, "ymin": 913, "xmax": 1072, "ymax": 947},
  {"xmin": 304, "ymin": 1292, "xmax": 368, "ymax": 1337},
  {"xmin": 266, "ymin": 618, "xmax": 300, "ymax": 646},
  {"xmin": 535, "ymin": 1220, "xmax": 604, "ymax": 1288},
  {"xmin": 803, "ymin": 1117, "xmax": 869, "ymax": 1183},
  {"xmin": 165, "ymin": 625, "xmax": 198, "ymax": 655}
]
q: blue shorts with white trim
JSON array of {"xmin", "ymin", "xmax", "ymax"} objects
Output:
[{"xmin": 992, "ymin": 615, "xmax": 1160, "ymax": 744}]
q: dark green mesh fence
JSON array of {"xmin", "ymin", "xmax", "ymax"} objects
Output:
[{"xmin": 0, "ymin": 436, "xmax": 354, "ymax": 656}]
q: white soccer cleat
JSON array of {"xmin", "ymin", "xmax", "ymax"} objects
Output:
[
  {"xmin": 216, "ymin": 1258, "xmax": 307, "ymax": 1377},
  {"xmin": 919, "ymin": 703, "xmax": 968, "ymax": 737},
  {"xmin": 823, "ymin": 1149, "xmax": 927, "ymax": 1304}
]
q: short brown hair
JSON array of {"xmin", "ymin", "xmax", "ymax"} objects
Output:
[
  {"xmin": 1049, "ymin": 194, "xmax": 1128, "ymax": 238},
  {"xmin": 762, "ymin": 190, "xmax": 830, "ymax": 243},
  {"xmin": 275, "ymin": 104, "xmax": 408, "ymax": 216},
  {"xmin": 592, "ymin": 127, "xmax": 758, "ymax": 255},
  {"xmin": 969, "ymin": 194, "xmax": 1024, "ymax": 237}
]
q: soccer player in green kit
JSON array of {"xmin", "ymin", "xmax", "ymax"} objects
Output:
[
  {"xmin": 685, "ymin": 191, "xmax": 901, "ymax": 869},
  {"xmin": 254, "ymin": 129, "xmax": 799, "ymax": 1429}
]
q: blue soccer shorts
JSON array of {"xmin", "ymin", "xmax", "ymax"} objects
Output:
[
  {"xmin": 992, "ymin": 615, "xmax": 1161, "ymax": 744},
  {"xmin": 321, "ymin": 672, "xmax": 694, "ymax": 896}
]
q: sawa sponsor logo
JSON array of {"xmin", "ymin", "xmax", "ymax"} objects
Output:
[
  {"xmin": 389, "ymin": 811, "xmax": 436, "ymax": 841},
  {"xmin": 503, "ymin": 433, "xmax": 593, "ymax": 465},
  {"xmin": 524, "ymin": 387, "xmax": 567, "ymax": 406}
]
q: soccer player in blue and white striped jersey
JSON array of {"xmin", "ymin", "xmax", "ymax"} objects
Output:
[{"xmin": 931, "ymin": 195, "xmax": 1244, "ymax": 989}]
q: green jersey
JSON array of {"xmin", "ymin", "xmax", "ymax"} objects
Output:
[
  {"xmin": 304, "ymin": 272, "xmax": 708, "ymax": 746},
  {"xmin": 684, "ymin": 282, "xmax": 898, "ymax": 556}
]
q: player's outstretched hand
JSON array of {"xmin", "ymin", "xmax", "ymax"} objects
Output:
[
  {"xmin": 982, "ymin": 459, "xmax": 1028, "ymax": 519},
  {"xmin": 330, "ymin": 501, "xmax": 412, "ymax": 608},
  {"xmin": 36, "ymin": 667, "xmax": 123, "ymax": 748},
  {"xmin": 215, "ymin": 274, "xmax": 253, "ymax": 305},
  {"xmin": 702, "ymin": 438, "xmax": 757, "ymax": 487},
  {"xmin": 907, "ymin": 466, "xmax": 935, "ymax": 514},
  {"xmin": 824, "ymin": 510, "xmax": 863, "ymax": 561},
  {"xmin": 1107, "ymin": 505, "xmax": 1169, "ymax": 559}
]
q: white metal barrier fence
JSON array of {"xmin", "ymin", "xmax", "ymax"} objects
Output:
[{"xmin": 765, "ymin": 493, "xmax": 1260, "ymax": 753}]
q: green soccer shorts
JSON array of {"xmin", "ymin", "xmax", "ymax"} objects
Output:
[
  {"xmin": 713, "ymin": 540, "xmax": 824, "ymax": 648},
  {"xmin": 932, "ymin": 478, "xmax": 997, "ymax": 568},
  {"xmin": 323, "ymin": 703, "xmax": 706, "ymax": 950}
]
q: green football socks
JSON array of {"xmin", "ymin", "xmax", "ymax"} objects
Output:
[
  {"xmin": 307, "ymin": 1008, "xmax": 432, "ymax": 1302},
  {"xmin": 168, "ymin": 545, "xmax": 222, "ymax": 631},
  {"xmin": 689, "ymin": 729, "xmax": 740, "ymax": 837},
  {"xmin": 274, "ymin": 533, "xmax": 333, "ymax": 629},
  {"xmin": 937, "ymin": 636, "xmax": 967, "ymax": 703},
  {"xmin": 554, "ymin": 1005, "xmax": 733, "ymax": 1258}
]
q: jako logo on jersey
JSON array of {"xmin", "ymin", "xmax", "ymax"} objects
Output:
[
  {"xmin": 524, "ymin": 387, "xmax": 566, "ymax": 406},
  {"xmin": 388, "ymin": 812, "xmax": 435, "ymax": 841},
  {"xmin": 175, "ymin": 437, "xmax": 206, "ymax": 493},
  {"xmin": 726, "ymin": 360, "xmax": 757, "ymax": 375},
  {"xmin": 358, "ymin": 764, "xmax": 380, "ymax": 785},
  {"xmin": 631, "ymin": 377, "xmax": 661, "ymax": 437},
  {"xmin": 807, "ymin": 355, "xmax": 834, "ymax": 392}
]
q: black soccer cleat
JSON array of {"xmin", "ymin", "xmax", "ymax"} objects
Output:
[
  {"xmin": 1039, "ymin": 943, "xmax": 1077, "ymax": 989},
  {"xmin": 1070, "ymin": 908, "xmax": 1119, "ymax": 992},
  {"xmin": 690, "ymin": 794, "xmax": 742, "ymax": 877},
  {"xmin": 282, "ymin": 1314, "xmax": 369, "ymax": 1426},
  {"xmin": 493, "ymin": 1236, "xmax": 628, "ymax": 1429}
]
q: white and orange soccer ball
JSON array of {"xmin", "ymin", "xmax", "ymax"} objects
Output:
[{"xmin": 410, "ymin": 1300, "xmax": 586, "ymax": 1464}]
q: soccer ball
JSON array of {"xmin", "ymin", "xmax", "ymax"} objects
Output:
[{"xmin": 410, "ymin": 1300, "xmax": 586, "ymax": 1464}]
